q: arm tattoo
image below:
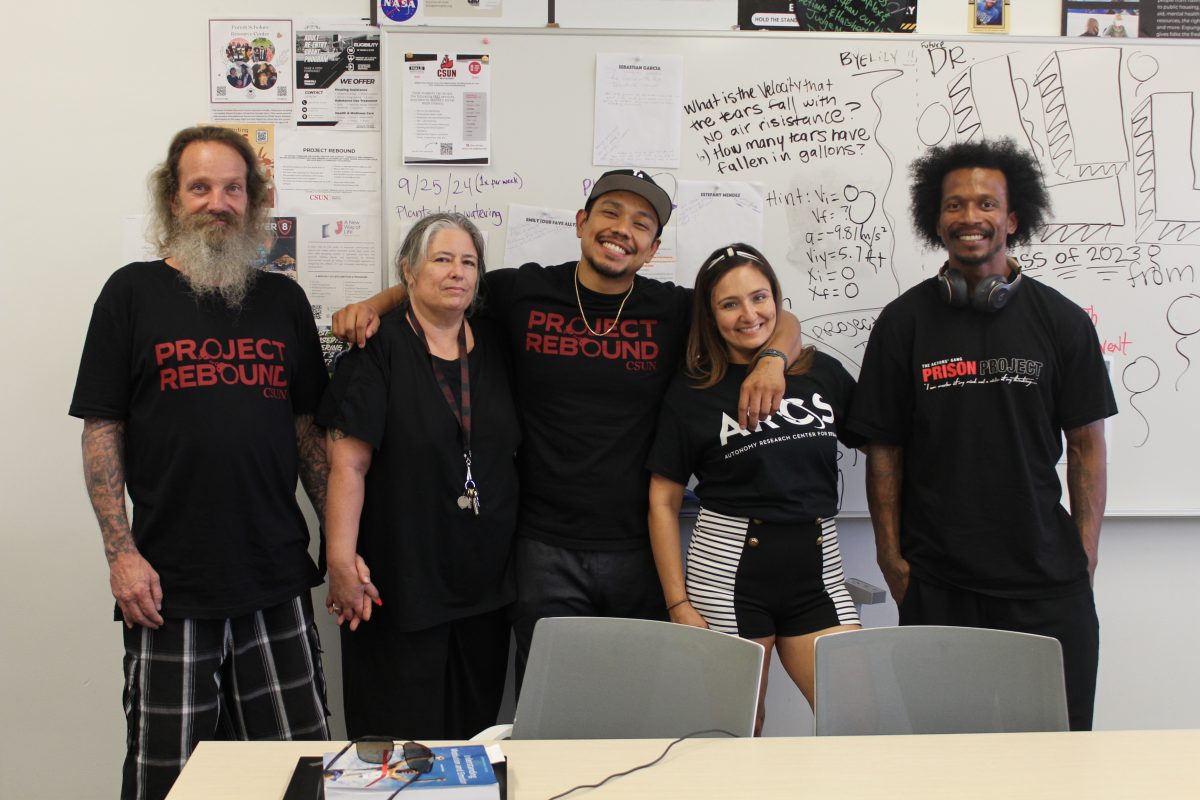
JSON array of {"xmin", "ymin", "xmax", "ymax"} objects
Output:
[
  {"xmin": 82, "ymin": 418, "xmax": 136, "ymax": 564},
  {"xmin": 329, "ymin": 427, "xmax": 348, "ymax": 441},
  {"xmin": 295, "ymin": 414, "xmax": 330, "ymax": 518}
]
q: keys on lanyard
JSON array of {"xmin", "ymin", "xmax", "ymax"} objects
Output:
[{"xmin": 456, "ymin": 455, "xmax": 480, "ymax": 516}]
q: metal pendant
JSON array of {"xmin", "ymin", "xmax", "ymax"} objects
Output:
[
  {"xmin": 459, "ymin": 456, "xmax": 480, "ymax": 515},
  {"xmin": 462, "ymin": 481, "xmax": 480, "ymax": 516}
]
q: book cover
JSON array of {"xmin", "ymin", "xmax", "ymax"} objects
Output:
[{"xmin": 323, "ymin": 745, "xmax": 498, "ymax": 799}]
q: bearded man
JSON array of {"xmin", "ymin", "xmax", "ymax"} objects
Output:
[{"xmin": 70, "ymin": 126, "xmax": 331, "ymax": 800}]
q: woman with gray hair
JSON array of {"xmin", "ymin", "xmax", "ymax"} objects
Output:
[{"xmin": 319, "ymin": 213, "xmax": 519, "ymax": 739}]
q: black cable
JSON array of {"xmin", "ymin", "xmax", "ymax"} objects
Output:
[{"xmin": 545, "ymin": 729, "xmax": 738, "ymax": 800}]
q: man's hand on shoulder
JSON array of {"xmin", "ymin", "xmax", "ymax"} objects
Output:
[
  {"xmin": 110, "ymin": 550, "xmax": 164, "ymax": 629},
  {"xmin": 332, "ymin": 302, "xmax": 380, "ymax": 349},
  {"xmin": 332, "ymin": 285, "xmax": 406, "ymax": 348},
  {"xmin": 739, "ymin": 353, "xmax": 786, "ymax": 432},
  {"xmin": 737, "ymin": 309, "xmax": 800, "ymax": 430}
]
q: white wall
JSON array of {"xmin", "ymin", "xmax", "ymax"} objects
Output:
[
  {"xmin": 3, "ymin": 2, "xmax": 1197, "ymax": 799},
  {"xmin": 0, "ymin": 5, "xmax": 365, "ymax": 799}
]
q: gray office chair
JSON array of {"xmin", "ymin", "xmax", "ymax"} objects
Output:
[
  {"xmin": 477, "ymin": 616, "xmax": 763, "ymax": 740},
  {"xmin": 814, "ymin": 626, "xmax": 1069, "ymax": 736}
]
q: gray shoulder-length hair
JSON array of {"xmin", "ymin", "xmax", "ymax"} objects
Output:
[{"xmin": 395, "ymin": 212, "xmax": 488, "ymax": 314}]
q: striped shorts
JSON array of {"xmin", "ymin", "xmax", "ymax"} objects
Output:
[
  {"xmin": 686, "ymin": 508, "xmax": 860, "ymax": 639},
  {"xmin": 120, "ymin": 593, "xmax": 329, "ymax": 800}
]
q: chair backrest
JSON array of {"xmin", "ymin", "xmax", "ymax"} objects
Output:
[
  {"xmin": 814, "ymin": 626, "xmax": 1069, "ymax": 736},
  {"xmin": 511, "ymin": 616, "xmax": 764, "ymax": 739}
]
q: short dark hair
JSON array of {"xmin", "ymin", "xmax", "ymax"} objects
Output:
[
  {"xmin": 148, "ymin": 126, "xmax": 270, "ymax": 253},
  {"xmin": 909, "ymin": 138, "xmax": 1049, "ymax": 249},
  {"xmin": 686, "ymin": 242, "xmax": 813, "ymax": 388}
]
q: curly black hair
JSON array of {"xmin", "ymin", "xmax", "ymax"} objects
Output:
[{"xmin": 908, "ymin": 138, "xmax": 1050, "ymax": 249}]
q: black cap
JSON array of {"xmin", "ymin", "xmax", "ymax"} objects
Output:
[{"xmin": 586, "ymin": 169, "xmax": 672, "ymax": 228}]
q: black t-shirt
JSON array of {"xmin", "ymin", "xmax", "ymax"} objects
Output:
[
  {"xmin": 69, "ymin": 261, "xmax": 327, "ymax": 618},
  {"xmin": 647, "ymin": 353, "xmax": 863, "ymax": 522},
  {"xmin": 318, "ymin": 306, "xmax": 520, "ymax": 631},
  {"xmin": 846, "ymin": 276, "xmax": 1118, "ymax": 598},
  {"xmin": 481, "ymin": 263, "xmax": 692, "ymax": 550}
]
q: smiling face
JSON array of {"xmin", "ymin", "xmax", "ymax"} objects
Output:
[
  {"xmin": 172, "ymin": 141, "xmax": 250, "ymax": 240},
  {"xmin": 575, "ymin": 190, "xmax": 661, "ymax": 289},
  {"xmin": 710, "ymin": 264, "xmax": 777, "ymax": 364},
  {"xmin": 936, "ymin": 167, "xmax": 1018, "ymax": 279},
  {"xmin": 405, "ymin": 227, "xmax": 480, "ymax": 320}
]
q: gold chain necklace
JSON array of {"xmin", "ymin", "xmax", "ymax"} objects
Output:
[{"xmin": 574, "ymin": 263, "xmax": 635, "ymax": 337}]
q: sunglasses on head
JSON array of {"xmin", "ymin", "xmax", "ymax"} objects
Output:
[{"xmin": 325, "ymin": 737, "xmax": 435, "ymax": 798}]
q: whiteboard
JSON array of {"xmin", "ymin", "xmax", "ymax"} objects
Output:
[{"xmin": 382, "ymin": 28, "xmax": 1200, "ymax": 516}]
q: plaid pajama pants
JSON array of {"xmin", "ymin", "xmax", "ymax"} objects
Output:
[{"xmin": 120, "ymin": 593, "xmax": 330, "ymax": 800}]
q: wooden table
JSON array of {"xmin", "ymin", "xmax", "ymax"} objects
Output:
[{"xmin": 168, "ymin": 730, "xmax": 1200, "ymax": 799}]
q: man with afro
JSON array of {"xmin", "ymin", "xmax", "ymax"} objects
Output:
[{"xmin": 847, "ymin": 138, "xmax": 1116, "ymax": 730}]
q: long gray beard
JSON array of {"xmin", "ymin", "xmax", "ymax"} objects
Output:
[{"xmin": 170, "ymin": 216, "xmax": 262, "ymax": 310}]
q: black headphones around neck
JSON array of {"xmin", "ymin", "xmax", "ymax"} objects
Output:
[{"xmin": 937, "ymin": 259, "xmax": 1023, "ymax": 312}]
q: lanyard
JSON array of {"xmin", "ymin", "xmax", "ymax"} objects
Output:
[
  {"xmin": 407, "ymin": 306, "xmax": 479, "ymax": 514},
  {"xmin": 407, "ymin": 306, "xmax": 470, "ymax": 449}
]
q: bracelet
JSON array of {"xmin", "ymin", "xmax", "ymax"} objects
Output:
[
  {"xmin": 755, "ymin": 347, "xmax": 788, "ymax": 367},
  {"xmin": 666, "ymin": 598, "xmax": 689, "ymax": 612}
]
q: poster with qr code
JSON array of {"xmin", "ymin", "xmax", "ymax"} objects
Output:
[
  {"xmin": 295, "ymin": 23, "xmax": 381, "ymax": 130},
  {"xmin": 209, "ymin": 19, "xmax": 293, "ymax": 106},
  {"xmin": 402, "ymin": 52, "xmax": 491, "ymax": 165},
  {"xmin": 297, "ymin": 214, "xmax": 381, "ymax": 329}
]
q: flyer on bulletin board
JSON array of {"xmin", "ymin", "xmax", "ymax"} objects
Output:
[
  {"xmin": 403, "ymin": 53, "xmax": 491, "ymax": 165},
  {"xmin": 1061, "ymin": 2, "xmax": 1200, "ymax": 38},
  {"xmin": 295, "ymin": 24, "xmax": 381, "ymax": 130},
  {"xmin": 209, "ymin": 19, "xmax": 294, "ymax": 124},
  {"xmin": 209, "ymin": 19, "xmax": 293, "ymax": 103}
]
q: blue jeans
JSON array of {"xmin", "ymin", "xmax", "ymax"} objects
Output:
[{"xmin": 510, "ymin": 536, "xmax": 667, "ymax": 696}]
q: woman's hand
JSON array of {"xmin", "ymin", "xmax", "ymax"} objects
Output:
[
  {"xmin": 327, "ymin": 554, "xmax": 381, "ymax": 631},
  {"xmin": 669, "ymin": 600, "xmax": 710, "ymax": 629}
]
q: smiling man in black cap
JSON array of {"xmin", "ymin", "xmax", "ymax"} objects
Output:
[{"xmin": 335, "ymin": 169, "xmax": 802, "ymax": 691}]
